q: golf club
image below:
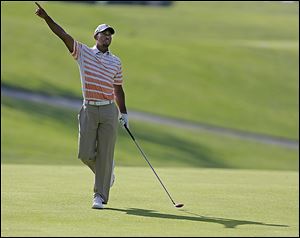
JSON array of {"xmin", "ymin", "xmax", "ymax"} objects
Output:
[{"xmin": 123, "ymin": 124, "xmax": 184, "ymax": 208}]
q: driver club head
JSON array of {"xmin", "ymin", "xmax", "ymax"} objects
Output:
[{"xmin": 174, "ymin": 203, "xmax": 184, "ymax": 208}]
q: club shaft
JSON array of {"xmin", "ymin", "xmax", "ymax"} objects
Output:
[{"xmin": 125, "ymin": 126, "xmax": 176, "ymax": 205}]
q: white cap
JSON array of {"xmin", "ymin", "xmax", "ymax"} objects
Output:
[{"xmin": 94, "ymin": 24, "xmax": 115, "ymax": 37}]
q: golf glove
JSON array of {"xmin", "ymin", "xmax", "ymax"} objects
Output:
[{"xmin": 119, "ymin": 113, "xmax": 129, "ymax": 128}]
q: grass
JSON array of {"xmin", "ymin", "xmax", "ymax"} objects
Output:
[
  {"xmin": 1, "ymin": 164, "xmax": 299, "ymax": 237},
  {"xmin": 1, "ymin": 1, "xmax": 299, "ymax": 139},
  {"xmin": 1, "ymin": 96, "xmax": 298, "ymax": 171},
  {"xmin": 2, "ymin": 94, "xmax": 298, "ymax": 237},
  {"xmin": 1, "ymin": 2, "xmax": 299, "ymax": 236}
]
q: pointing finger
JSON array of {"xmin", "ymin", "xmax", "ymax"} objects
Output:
[{"xmin": 35, "ymin": 2, "xmax": 43, "ymax": 9}]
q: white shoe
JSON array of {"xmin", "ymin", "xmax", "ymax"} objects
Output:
[{"xmin": 92, "ymin": 195, "xmax": 104, "ymax": 209}]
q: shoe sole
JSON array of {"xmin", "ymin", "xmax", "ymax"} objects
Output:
[{"xmin": 92, "ymin": 205, "xmax": 104, "ymax": 209}]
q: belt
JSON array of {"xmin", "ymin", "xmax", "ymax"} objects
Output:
[{"xmin": 84, "ymin": 100, "xmax": 114, "ymax": 106}]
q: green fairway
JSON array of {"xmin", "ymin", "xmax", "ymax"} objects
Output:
[
  {"xmin": 1, "ymin": 164, "xmax": 298, "ymax": 237},
  {"xmin": 1, "ymin": 1, "xmax": 299, "ymax": 139}
]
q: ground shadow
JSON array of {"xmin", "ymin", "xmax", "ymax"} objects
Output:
[{"xmin": 105, "ymin": 207, "xmax": 289, "ymax": 229}]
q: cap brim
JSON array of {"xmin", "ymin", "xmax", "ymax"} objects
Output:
[{"xmin": 101, "ymin": 27, "xmax": 115, "ymax": 34}]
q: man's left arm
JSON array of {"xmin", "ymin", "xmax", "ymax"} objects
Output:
[
  {"xmin": 114, "ymin": 85, "xmax": 127, "ymax": 114},
  {"xmin": 114, "ymin": 85, "xmax": 128, "ymax": 127}
]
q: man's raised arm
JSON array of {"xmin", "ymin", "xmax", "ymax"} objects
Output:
[{"xmin": 35, "ymin": 2, "xmax": 74, "ymax": 53}]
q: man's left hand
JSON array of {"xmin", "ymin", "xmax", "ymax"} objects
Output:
[{"xmin": 119, "ymin": 113, "xmax": 129, "ymax": 128}]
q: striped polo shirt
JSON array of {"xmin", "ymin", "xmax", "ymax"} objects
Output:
[{"xmin": 71, "ymin": 40, "xmax": 123, "ymax": 101}]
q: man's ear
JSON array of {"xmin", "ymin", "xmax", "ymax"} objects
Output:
[{"xmin": 94, "ymin": 33, "xmax": 98, "ymax": 40}]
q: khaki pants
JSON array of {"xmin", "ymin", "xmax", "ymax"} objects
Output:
[{"xmin": 77, "ymin": 103, "xmax": 119, "ymax": 204}]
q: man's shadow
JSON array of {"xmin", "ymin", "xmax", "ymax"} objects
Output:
[{"xmin": 105, "ymin": 207, "xmax": 288, "ymax": 229}]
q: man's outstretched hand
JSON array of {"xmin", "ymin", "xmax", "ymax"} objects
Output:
[{"xmin": 35, "ymin": 2, "xmax": 48, "ymax": 19}]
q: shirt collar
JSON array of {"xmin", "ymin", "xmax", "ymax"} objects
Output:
[{"xmin": 92, "ymin": 45, "xmax": 110, "ymax": 55}]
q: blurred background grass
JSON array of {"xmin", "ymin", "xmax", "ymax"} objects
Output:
[
  {"xmin": 1, "ymin": 95, "xmax": 298, "ymax": 170},
  {"xmin": 1, "ymin": 1, "xmax": 299, "ymax": 170}
]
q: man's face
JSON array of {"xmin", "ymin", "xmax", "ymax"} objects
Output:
[{"xmin": 96, "ymin": 30, "xmax": 112, "ymax": 47}]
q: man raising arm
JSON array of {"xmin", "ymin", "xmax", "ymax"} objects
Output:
[
  {"xmin": 35, "ymin": 2, "xmax": 74, "ymax": 53},
  {"xmin": 35, "ymin": 2, "xmax": 129, "ymax": 209}
]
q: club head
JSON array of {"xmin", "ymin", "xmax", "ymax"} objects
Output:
[{"xmin": 174, "ymin": 203, "xmax": 184, "ymax": 208}]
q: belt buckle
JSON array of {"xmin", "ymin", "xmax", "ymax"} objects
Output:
[{"xmin": 86, "ymin": 100, "xmax": 112, "ymax": 106}]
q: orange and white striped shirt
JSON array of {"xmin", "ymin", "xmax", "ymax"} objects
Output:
[{"xmin": 71, "ymin": 40, "xmax": 123, "ymax": 101}]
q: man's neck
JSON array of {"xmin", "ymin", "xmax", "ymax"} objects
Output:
[{"xmin": 97, "ymin": 45, "xmax": 108, "ymax": 53}]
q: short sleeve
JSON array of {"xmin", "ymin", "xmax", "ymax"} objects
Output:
[
  {"xmin": 114, "ymin": 64, "xmax": 123, "ymax": 85},
  {"xmin": 70, "ymin": 40, "xmax": 82, "ymax": 61}
]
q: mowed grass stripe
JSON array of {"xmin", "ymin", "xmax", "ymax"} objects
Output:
[{"xmin": 1, "ymin": 164, "xmax": 298, "ymax": 237}]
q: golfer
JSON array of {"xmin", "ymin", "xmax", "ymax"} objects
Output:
[{"xmin": 35, "ymin": 2, "xmax": 129, "ymax": 209}]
